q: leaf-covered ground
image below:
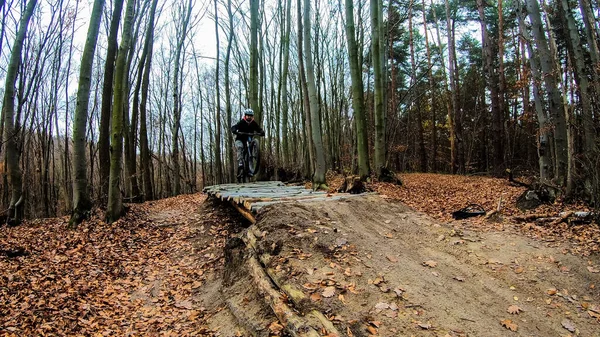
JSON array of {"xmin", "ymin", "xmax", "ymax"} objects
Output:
[
  {"xmin": 369, "ymin": 173, "xmax": 599, "ymax": 256},
  {"xmin": 0, "ymin": 194, "xmax": 225, "ymax": 336},
  {"xmin": 1, "ymin": 173, "xmax": 599, "ymax": 336}
]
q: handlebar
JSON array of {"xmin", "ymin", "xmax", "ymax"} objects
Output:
[{"xmin": 235, "ymin": 131, "xmax": 264, "ymax": 136}]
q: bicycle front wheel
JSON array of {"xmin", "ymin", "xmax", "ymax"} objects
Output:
[{"xmin": 248, "ymin": 143, "xmax": 260, "ymax": 176}]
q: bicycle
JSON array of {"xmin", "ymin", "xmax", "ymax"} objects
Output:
[{"xmin": 236, "ymin": 132, "xmax": 262, "ymax": 183}]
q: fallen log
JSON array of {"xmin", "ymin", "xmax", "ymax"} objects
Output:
[
  {"xmin": 512, "ymin": 213, "xmax": 553, "ymax": 222},
  {"xmin": 548, "ymin": 211, "xmax": 574, "ymax": 227},
  {"xmin": 247, "ymin": 253, "xmax": 321, "ymax": 337},
  {"xmin": 246, "ymin": 230, "xmax": 342, "ymax": 336}
]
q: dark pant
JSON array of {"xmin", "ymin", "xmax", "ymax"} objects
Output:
[{"xmin": 235, "ymin": 138, "xmax": 259, "ymax": 172}]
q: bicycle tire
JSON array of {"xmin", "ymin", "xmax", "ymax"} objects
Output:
[{"xmin": 249, "ymin": 143, "xmax": 260, "ymax": 176}]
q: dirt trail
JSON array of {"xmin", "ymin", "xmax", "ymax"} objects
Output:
[{"xmin": 226, "ymin": 195, "xmax": 600, "ymax": 336}]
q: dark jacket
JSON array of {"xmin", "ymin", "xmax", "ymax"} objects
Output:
[{"xmin": 231, "ymin": 118, "xmax": 265, "ymax": 141}]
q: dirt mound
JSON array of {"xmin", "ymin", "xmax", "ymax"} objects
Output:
[{"xmin": 233, "ymin": 195, "xmax": 600, "ymax": 336}]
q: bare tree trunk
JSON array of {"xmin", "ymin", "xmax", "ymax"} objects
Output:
[
  {"xmin": 302, "ymin": 0, "xmax": 326, "ymax": 189},
  {"xmin": 526, "ymin": 0, "xmax": 568, "ymax": 185},
  {"xmin": 1, "ymin": 0, "xmax": 37, "ymax": 225},
  {"xmin": 280, "ymin": 0, "xmax": 292, "ymax": 168},
  {"xmin": 579, "ymin": 0, "xmax": 600, "ymax": 110},
  {"xmin": 345, "ymin": 0, "xmax": 370, "ymax": 179},
  {"xmin": 477, "ymin": 0, "xmax": 503, "ymax": 172},
  {"xmin": 250, "ymin": 0, "xmax": 260, "ymax": 119},
  {"xmin": 371, "ymin": 0, "xmax": 386, "ymax": 177},
  {"xmin": 139, "ymin": 0, "xmax": 158, "ymax": 201},
  {"xmin": 518, "ymin": 0, "xmax": 551, "ymax": 182},
  {"xmin": 172, "ymin": 0, "xmax": 193, "ymax": 195},
  {"xmin": 213, "ymin": 0, "xmax": 223, "ymax": 184},
  {"xmin": 99, "ymin": 0, "xmax": 125, "ymax": 204},
  {"xmin": 70, "ymin": 0, "xmax": 105, "ymax": 226},
  {"xmin": 225, "ymin": 0, "xmax": 235, "ymax": 182},
  {"xmin": 298, "ymin": 0, "xmax": 314, "ymax": 176},
  {"xmin": 561, "ymin": 0, "xmax": 594, "ymax": 153},
  {"xmin": 106, "ymin": 0, "xmax": 135, "ymax": 223}
]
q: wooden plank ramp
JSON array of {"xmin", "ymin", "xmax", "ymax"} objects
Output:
[{"xmin": 203, "ymin": 181, "xmax": 372, "ymax": 223}]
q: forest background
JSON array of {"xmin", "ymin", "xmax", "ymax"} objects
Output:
[{"xmin": 1, "ymin": 0, "xmax": 599, "ymax": 224}]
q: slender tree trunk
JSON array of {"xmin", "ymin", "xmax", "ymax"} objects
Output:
[
  {"xmin": 70, "ymin": 0, "xmax": 105, "ymax": 226},
  {"xmin": 298, "ymin": 0, "xmax": 314, "ymax": 176},
  {"xmin": 561, "ymin": 0, "xmax": 594, "ymax": 153},
  {"xmin": 250, "ymin": 0, "xmax": 260, "ymax": 119},
  {"xmin": 345, "ymin": 0, "xmax": 370, "ymax": 179},
  {"xmin": 579, "ymin": 0, "xmax": 600, "ymax": 110},
  {"xmin": 225, "ymin": 0, "xmax": 235, "ymax": 182},
  {"xmin": 371, "ymin": 0, "xmax": 386, "ymax": 177},
  {"xmin": 99, "ymin": 0, "xmax": 125, "ymax": 204},
  {"xmin": 423, "ymin": 0, "xmax": 437, "ymax": 171},
  {"xmin": 106, "ymin": 0, "xmax": 135, "ymax": 223},
  {"xmin": 1, "ymin": 0, "xmax": 37, "ymax": 225},
  {"xmin": 281, "ymin": 0, "xmax": 292, "ymax": 168},
  {"xmin": 302, "ymin": 0, "xmax": 326, "ymax": 189},
  {"xmin": 526, "ymin": 0, "xmax": 568, "ymax": 185},
  {"xmin": 477, "ymin": 0, "xmax": 503, "ymax": 172},
  {"xmin": 518, "ymin": 0, "xmax": 551, "ymax": 182},
  {"xmin": 213, "ymin": 0, "xmax": 223, "ymax": 184},
  {"xmin": 172, "ymin": 0, "xmax": 193, "ymax": 195},
  {"xmin": 139, "ymin": 0, "xmax": 158, "ymax": 201}
]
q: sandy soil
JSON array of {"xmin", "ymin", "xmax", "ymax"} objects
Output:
[{"xmin": 213, "ymin": 195, "xmax": 600, "ymax": 336}]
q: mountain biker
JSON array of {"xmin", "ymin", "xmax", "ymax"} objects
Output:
[{"xmin": 231, "ymin": 109, "xmax": 265, "ymax": 178}]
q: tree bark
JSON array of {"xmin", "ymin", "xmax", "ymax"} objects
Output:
[
  {"xmin": 345, "ymin": 0, "xmax": 370, "ymax": 179},
  {"xmin": 303, "ymin": 0, "xmax": 327, "ymax": 190},
  {"xmin": 477, "ymin": 0, "xmax": 503, "ymax": 172},
  {"xmin": 280, "ymin": 0, "xmax": 292, "ymax": 168},
  {"xmin": 172, "ymin": 0, "xmax": 193, "ymax": 195},
  {"xmin": 99, "ymin": 0, "xmax": 125, "ymax": 204},
  {"xmin": 561, "ymin": 0, "xmax": 594, "ymax": 153},
  {"xmin": 225, "ymin": 0, "xmax": 235, "ymax": 182},
  {"xmin": 214, "ymin": 0, "xmax": 223, "ymax": 184},
  {"xmin": 70, "ymin": 0, "xmax": 105, "ymax": 226},
  {"xmin": 250, "ymin": 0, "xmax": 260, "ymax": 119},
  {"xmin": 1, "ymin": 0, "xmax": 37, "ymax": 225},
  {"xmin": 106, "ymin": 0, "xmax": 135, "ymax": 223},
  {"xmin": 139, "ymin": 0, "xmax": 158, "ymax": 201},
  {"xmin": 371, "ymin": 0, "xmax": 386, "ymax": 177},
  {"xmin": 526, "ymin": 0, "xmax": 568, "ymax": 185},
  {"xmin": 518, "ymin": 0, "xmax": 551, "ymax": 183}
]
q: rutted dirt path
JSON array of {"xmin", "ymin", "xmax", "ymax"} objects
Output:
[{"xmin": 207, "ymin": 195, "xmax": 600, "ymax": 336}]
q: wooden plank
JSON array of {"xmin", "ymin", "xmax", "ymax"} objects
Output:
[{"xmin": 230, "ymin": 201, "xmax": 256, "ymax": 224}]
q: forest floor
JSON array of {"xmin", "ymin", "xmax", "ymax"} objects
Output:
[{"xmin": 1, "ymin": 173, "xmax": 600, "ymax": 336}]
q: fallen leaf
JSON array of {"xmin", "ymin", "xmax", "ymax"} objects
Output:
[
  {"xmin": 587, "ymin": 266, "xmax": 599, "ymax": 273},
  {"xmin": 375, "ymin": 302, "xmax": 390, "ymax": 310},
  {"xmin": 384, "ymin": 233, "xmax": 394, "ymax": 239},
  {"xmin": 500, "ymin": 319, "xmax": 518, "ymax": 331},
  {"xmin": 366, "ymin": 326, "xmax": 377, "ymax": 334},
  {"xmin": 322, "ymin": 286, "xmax": 336, "ymax": 298},
  {"xmin": 310, "ymin": 293, "xmax": 321, "ymax": 302},
  {"xmin": 269, "ymin": 321, "xmax": 284, "ymax": 334},
  {"xmin": 561, "ymin": 319, "xmax": 576, "ymax": 332},
  {"xmin": 386, "ymin": 255, "xmax": 398, "ymax": 263},
  {"xmin": 547, "ymin": 288, "xmax": 558, "ymax": 295},
  {"xmin": 507, "ymin": 305, "xmax": 522, "ymax": 314},
  {"xmin": 514, "ymin": 266, "xmax": 524, "ymax": 274},
  {"xmin": 418, "ymin": 322, "xmax": 432, "ymax": 330},
  {"xmin": 384, "ymin": 220, "xmax": 391, "ymax": 224},
  {"xmin": 453, "ymin": 276, "xmax": 465, "ymax": 282},
  {"xmin": 338, "ymin": 294, "xmax": 346, "ymax": 304},
  {"xmin": 175, "ymin": 300, "xmax": 193, "ymax": 310},
  {"xmin": 423, "ymin": 260, "xmax": 438, "ymax": 268},
  {"xmin": 303, "ymin": 283, "xmax": 318, "ymax": 291}
]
